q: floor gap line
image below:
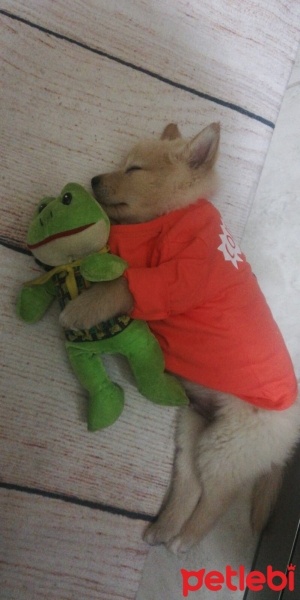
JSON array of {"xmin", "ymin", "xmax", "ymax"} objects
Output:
[
  {"xmin": 0, "ymin": 481, "xmax": 155, "ymax": 522},
  {"xmin": 1, "ymin": 8, "xmax": 275, "ymax": 129}
]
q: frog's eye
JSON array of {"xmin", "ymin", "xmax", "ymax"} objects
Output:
[
  {"xmin": 38, "ymin": 202, "xmax": 47, "ymax": 214},
  {"xmin": 62, "ymin": 192, "xmax": 72, "ymax": 205}
]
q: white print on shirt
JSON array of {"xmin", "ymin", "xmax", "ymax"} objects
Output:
[{"xmin": 218, "ymin": 220, "xmax": 244, "ymax": 269}]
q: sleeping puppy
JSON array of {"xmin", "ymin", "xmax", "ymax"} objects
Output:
[{"xmin": 60, "ymin": 123, "xmax": 299, "ymax": 553}]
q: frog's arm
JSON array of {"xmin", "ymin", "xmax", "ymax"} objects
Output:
[
  {"xmin": 17, "ymin": 279, "xmax": 56, "ymax": 323},
  {"xmin": 80, "ymin": 253, "xmax": 128, "ymax": 282}
]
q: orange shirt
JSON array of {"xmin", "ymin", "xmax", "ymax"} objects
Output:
[{"xmin": 109, "ymin": 200, "xmax": 297, "ymax": 410}]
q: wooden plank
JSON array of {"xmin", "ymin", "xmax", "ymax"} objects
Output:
[
  {"xmin": 1, "ymin": 1, "xmax": 300, "ymax": 122},
  {"xmin": 0, "ymin": 245, "xmax": 177, "ymax": 515},
  {"xmin": 0, "ymin": 488, "xmax": 148, "ymax": 600},
  {"xmin": 1, "ymin": 14, "xmax": 274, "ymax": 249}
]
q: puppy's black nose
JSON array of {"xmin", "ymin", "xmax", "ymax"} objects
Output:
[{"xmin": 91, "ymin": 175, "xmax": 101, "ymax": 189}]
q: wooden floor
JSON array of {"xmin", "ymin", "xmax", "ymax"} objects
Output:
[{"xmin": 1, "ymin": 2, "xmax": 300, "ymax": 598}]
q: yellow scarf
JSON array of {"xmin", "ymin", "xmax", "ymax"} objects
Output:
[{"xmin": 26, "ymin": 246, "xmax": 109, "ymax": 300}]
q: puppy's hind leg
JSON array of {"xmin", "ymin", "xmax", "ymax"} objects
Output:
[
  {"xmin": 168, "ymin": 398, "xmax": 300, "ymax": 554},
  {"xmin": 144, "ymin": 406, "xmax": 206, "ymax": 546},
  {"xmin": 168, "ymin": 460, "xmax": 239, "ymax": 554}
]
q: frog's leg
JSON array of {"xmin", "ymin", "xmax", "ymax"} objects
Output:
[
  {"xmin": 65, "ymin": 342, "xmax": 124, "ymax": 431},
  {"xmin": 118, "ymin": 320, "xmax": 189, "ymax": 407}
]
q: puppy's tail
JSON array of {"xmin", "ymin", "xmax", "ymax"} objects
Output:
[{"xmin": 250, "ymin": 463, "xmax": 284, "ymax": 533}]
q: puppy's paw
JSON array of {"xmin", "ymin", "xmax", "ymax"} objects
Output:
[
  {"xmin": 143, "ymin": 520, "xmax": 180, "ymax": 546},
  {"xmin": 59, "ymin": 305, "xmax": 78, "ymax": 330},
  {"xmin": 59, "ymin": 292, "xmax": 95, "ymax": 329},
  {"xmin": 167, "ymin": 533, "xmax": 194, "ymax": 555},
  {"xmin": 59, "ymin": 279, "xmax": 133, "ymax": 329}
]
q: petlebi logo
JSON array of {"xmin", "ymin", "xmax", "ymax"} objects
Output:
[
  {"xmin": 218, "ymin": 219, "xmax": 243, "ymax": 269},
  {"xmin": 181, "ymin": 564, "xmax": 296, "ymax": 596}
]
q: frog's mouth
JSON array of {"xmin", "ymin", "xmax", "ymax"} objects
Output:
[{"xmin": 27, "ymin": 223, "xmax": 95, "ymax": 250}]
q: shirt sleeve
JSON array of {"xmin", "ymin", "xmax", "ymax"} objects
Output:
[{"xmin": 124, "ymin": 236, "xmax": 209, "ymax": 320}]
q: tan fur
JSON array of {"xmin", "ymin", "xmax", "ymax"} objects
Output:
[{"xmin": 60, "ymin": 123, "xmax": 300, "ymax": 553}]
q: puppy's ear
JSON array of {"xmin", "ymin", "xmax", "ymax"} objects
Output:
[
  {"xmin": 185, "ymin": 123, "xmax": 220, "ymax": 169},
  {"xmin": 160, "ymin": 123, "xmax": 182, "ymax": 140}
]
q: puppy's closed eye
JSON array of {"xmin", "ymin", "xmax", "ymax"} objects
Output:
[{"xmin": 125, "ymin": 166, "xmax": 143, "ymax": 174}]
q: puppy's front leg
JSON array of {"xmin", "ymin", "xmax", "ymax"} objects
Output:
[{"xmin": 59, "ymin": 277, "xmax": 133, "ymax": 330}]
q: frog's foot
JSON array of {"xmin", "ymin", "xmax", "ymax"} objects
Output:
[
  {"xmin": 88, "ymin": 383, "xmax": 124, "ymax": 431},
  {"xmin": 139, "ymin": 374, "xmax": 189, "ymax": 407}
]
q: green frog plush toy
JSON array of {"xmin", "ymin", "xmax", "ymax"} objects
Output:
[{"xmin": 17, "ymin": 183, "xmax": 188, "ymax": 430}]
